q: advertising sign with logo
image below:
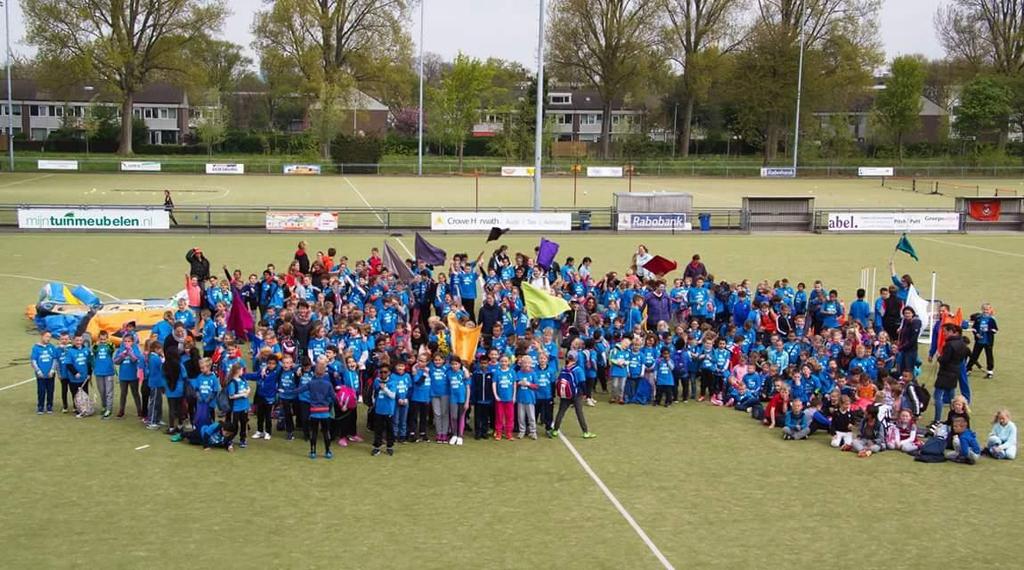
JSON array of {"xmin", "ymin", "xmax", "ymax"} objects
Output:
[
  {"xmin": 265, "ymin": 211, "xmax": 339, "ymax": 232},
  {"xmin": 616, "ymin": 213, "xmax": 692, "ymax": 231},
  {"xmin": 120, "ymin": 161, "xmax": 161, "ymax": 172},
  {"xmin": 283, "ymin": 164, "xmax": 322, "ymax": 175},
  {"xmin": 826, "ymin": 212, "xmax": 959, "ymax": 232},
  {"xmin": 500, "ymin": 166, "xmax": 534, "ymax": 177},
  {"xmin": 431, "ymin": 211, "xmax": 571, "ymax": 231},
  {"xmin": 37, "ymin": 160, "xmax": 79, "ymax": 171},
  {"xmin": 18, "ymin": 208, "xmax": 170, "ymax": 230},
  {"xmin": 760, "ymin": 167, "xmax": 796, "ymax": 178},
  {"xmin": 857, "ymin": 167, "xmax": 895, "ymax": 177},
  {"xmin": 586, "ymin": 166, "xmax": 624, "ymax": 178},
  {"xmin": 205, "ymin": 163, "xmax": 245, "ymax": 174}
]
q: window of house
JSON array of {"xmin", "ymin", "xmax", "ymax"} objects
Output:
[
  {"xmin": 31, "ymin": 128, "xmax": 47, "ymax": 141},
  {"xmin": 144, "ymin": 108, "xmax": 155, "ymax": 119},
  {"xmin": 549, "ymin": 93, "xmax": 572, "ymax": 105},
  {"xmin": 581, "ymin": 113, "xmax": 601, "ymax": 125},
  {"xmin": 159, "ymin": 108, "xmax": 177, "ymax": 120},
  {"xmin": 555, "ymin": 113, "xmax": 572, "ymax": 125},
  {"xmin": 12, "ymin": 105, "xmax": 20, "ymax": 116},
  {"xmin": 133, "ymin": 108, "xmax": 142, "ymax": 119},
  {"xmin": 29, "ymin": 105, "xmax": 41, "ymax": 117},
  {"xmin": 162, "ymin": 130, "xmax": 178, "ymax": 144}
]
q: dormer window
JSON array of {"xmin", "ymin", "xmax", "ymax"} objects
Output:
[{"xmin": 549, "ymin": 93, "xmax": 572, "ymax": 105}]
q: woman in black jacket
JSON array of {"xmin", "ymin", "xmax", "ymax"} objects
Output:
[{"xmin": 932, "ymin": 324, "xmax": 970, "ymax": 425}]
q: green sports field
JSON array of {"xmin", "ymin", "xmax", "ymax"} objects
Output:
[
  {"xmin": 1, "ymin": 174, "xmax": 1023, "ymax": 568},
  {"xmin": 0, "ymin": 171, "xmax": 1020, "ymax": 210}
]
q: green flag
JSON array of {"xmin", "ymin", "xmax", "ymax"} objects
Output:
[
  {"xmin": 522, "ymin": 282, "xmax": 571, "ymax": 320},
  {"xmin": 895, "ymin": 233, "xmax": 919, "ymax": 261}
]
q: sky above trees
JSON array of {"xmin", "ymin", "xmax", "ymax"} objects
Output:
[{"xmin": 7, "ymin": 0, "xmax": 945, "ymax": 67}]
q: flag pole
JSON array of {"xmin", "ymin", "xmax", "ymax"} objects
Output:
[{"xmin": 928, "ymin": 271, "xmax": 937, "ymax": 334}]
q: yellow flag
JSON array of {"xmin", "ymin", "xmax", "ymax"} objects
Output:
[
  {"xmin": 522, "ymin": 282, "xmax": 571, "ymax": 320},
  {"xmin": 446, "ymin": 313, "xmax": 482, "ymax": 363}
]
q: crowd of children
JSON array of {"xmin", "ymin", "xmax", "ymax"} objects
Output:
[{"xmin": 28, "ymin": 241, "xmax": 1016, "ymax": 464}]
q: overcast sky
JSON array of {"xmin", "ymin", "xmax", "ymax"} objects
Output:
[{"xmin": 6, "ymin": 0, "xmax": 948, "ymax": 70}]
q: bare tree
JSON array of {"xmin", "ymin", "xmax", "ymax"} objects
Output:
[{"xmin": 936, "ymin": 0, "xmax": 1024, "ymax": 74}]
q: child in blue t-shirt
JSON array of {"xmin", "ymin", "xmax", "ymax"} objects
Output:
[
  {"xmin": 654, "ymin": 348, "xmax": 675, "ymax": 407},
  {"xmin": 515, "ymin": 357, "xmax": 539, "ymax": 439},
  {"xmin": 144, "ymin": 339, "xmax": 166, "ymax": 428},
  {"xmin": 491, "ymin": 356, "xmax": 517, "ymax": 440},
  {"xmin": 30, "ymin": 331, "xmax": 60, "ymax": 414},
  {"xmin": 371, "ymin": 365, "xmax": 398, "ymax": 456},
  {"xmin": 92, "ymin": 331, "xmax": 117, "ymax": 418},
  {"xmin": 66, "ymin": 334, "xmax": 92, "ymax": 417},
  {"xmin": 189, "ymin": 357, "xmax": 219, "ymax": 429},
  {"xmin": 447, "ymin": 357, "xmax": 471, "ymax": 445},
  {"xmin": 113, "ymin": 335, "xmax": 143, "ymax": 418},
  {"xmin": 225, "ymin": 363, "xmax": 251, "ymax": 448},
  {"xmin": 390, "ymin": 360, "xmax": 412, "ymax": 443},
  {"xmin": 534, "ymin": 353, "xmax": 555, "ymax": 435}
]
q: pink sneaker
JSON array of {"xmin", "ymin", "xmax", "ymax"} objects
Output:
[
  {"xmin": 337, "ymin": 438, "xmax": 349, "ymax": 447},
  {"xmin": 349, "ymin": 435, "xmax": 364, "ymax": 443}
]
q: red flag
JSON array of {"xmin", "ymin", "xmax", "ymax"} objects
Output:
[
  {"xmin": 641, "ymin": 255, "xmax": 678, "ymax": 277},
  {"xmin": 969, "ymin": 200, "xmax": 1000, "ymax": 221},
  {"xmin": 226, "ymin": 286, "xmax": 254, "ymax": 342}
]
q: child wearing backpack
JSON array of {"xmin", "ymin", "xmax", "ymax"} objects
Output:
[
  {"xmin": 551, "ymin": 352, "xmax": 596, "ymax": 439},
  {"xmin": 986, "ymin": 409, "xmax": 1016, "ymax": 460}
]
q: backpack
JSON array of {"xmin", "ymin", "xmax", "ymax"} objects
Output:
[
  {"xmin": 907, "ymin": 382, "xmax": 930, "ymax": 415},
  {"xmin": 215, "ymin": 388, "xmax": 231, "ymax": 414},
  {"xmin": 335, "ymin": 385, "xmax": 357, "ymax": 413},
  {"xmin": 555, "ymin": 370, "xmax": 575, "ymax": 400},
  {"xmin": 74, "ymin": 387, "xmax": 95, "ymax": 416},
  {"xmin": 914, "ymin": 436, "xmax": 948, "ymax": 463}
]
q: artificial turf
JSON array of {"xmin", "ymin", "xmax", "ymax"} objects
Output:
[{"xmin": 1, "ymin": 232, "xmax": 1022, "ymax": 568}]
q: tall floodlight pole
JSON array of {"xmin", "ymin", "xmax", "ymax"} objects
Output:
[
  {"xmin": 417, "ymin": 0, "xmax": 425, "ymax": 176},
  {"xmin": 792, "ymin": 17, "xmax": 805, "ymax": 173},
  {"xmin": 4, "ymin": 0, "xmax": 13, "ymax": 172},
  {"xmin": 533, "ymin": 0, "xmax": 545, "ymax": 211}
]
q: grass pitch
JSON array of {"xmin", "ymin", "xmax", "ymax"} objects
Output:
[
  {"xmin": 2, "ymin": 171, "xmax": 1020, "ymax": 211},
  {"xmin": 1, "ymin": 232, "xmax": 1023, "ymax": 568}
]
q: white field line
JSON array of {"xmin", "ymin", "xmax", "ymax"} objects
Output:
[
  {"xmin": 0, "ymin": 173, "xmax": 55, "ymax": 188},
  {"xmin": 920, "ymin": 237, "xmax": 1024, "ymax": 259},
  {"xmin": 0, "ymin": 273, "xmax": 119, "ymax": 299},
  {"xmin": 558, "ymin": 433, "xmax": 675, "ymax": 570},
  {"xmin": 342, "ymin": 176, "xmax": 414, "ymax": 257},
  {"xmin": 0, "ymin": 378, "xmax": 34, "ymax": 392}
]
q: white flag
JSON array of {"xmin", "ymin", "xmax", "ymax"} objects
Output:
[{"xmin": 906, "ymin": 284, "xmax": 930, "ymax": 320}]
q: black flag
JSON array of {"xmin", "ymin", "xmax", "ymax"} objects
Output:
[{"xmin": 486, "ymin": 227, "xmax": 510, "ymax": 242}]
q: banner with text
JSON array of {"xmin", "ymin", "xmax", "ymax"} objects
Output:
[
  {"xmin": 500, "ymin": 166, "xmax": 534, "ymax": 177},
  {"xmin": 265, "ymin": 211, "xmax": 339, "ymax": 232},
  {"xmin": 617, "ymin": 213, "xmax": 691, "ymax": 231},
  {"xmin": 857, "ymin": 166, "xmax": 895, "ymax": 177},
  {"xmin": 827, "ymin": 212, "xmax": 959, "ymax": 232},
  {"xmin": 586, "ymin": 166, "xmax": 623, "ymax": 178},
  {"xmin": 37, "ymin": 159, "xmax": 79, "ymax": 171},
  {"xmin": 206, "ymin": 163, "xmax": 245, "ymax": 175},
  {"xmin": 120, "ymin": 161, "xmax": 161, "ymax": 172},
  {"xmin": 760, "ymin": 167, "xmax": 796, "ymax": 178},
  {"xmin": 18, "ymin": 207, "xmax": 170, "ymax": 230},
  {"xmin": 283, "ymin": 164, "xmax": 322, "ymax": 175},
  {"xmin": 431, "ymin": 211, "xmax": 571, "ymax": 231}
]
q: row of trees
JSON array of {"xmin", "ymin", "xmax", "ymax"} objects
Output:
[{"xmin": 20, "ymin": 1, "xmax": 1024, "ymax": 162}]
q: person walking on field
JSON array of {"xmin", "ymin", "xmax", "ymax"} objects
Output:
[{"xmin": 163, "ymin": 190, "xmax": 178, "ymax": 226}]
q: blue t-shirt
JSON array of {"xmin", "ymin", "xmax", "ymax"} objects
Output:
[
  {"xmin": 31, "ymin": 343, "xmax": 60, "ymax": 377},
  {"xmin": 515, "ymin": 370, "xmax": 537, "ymax": 405},
  {"xmin": 373, "ymin": 377, "xmax": 398, "ymax": 416},
  {"xmin": 428, "ymin": 364, "xmax": 449, "ymax": 398},
  {"xmin": 493, "ymin": 368, "xmax": 515, "ymax": 402},
  {"xmin": 448, "ymin": 369, "xmax": 469, "ymax": 405},
  {"xmin": 534, "ymin": 364, "xmax": 554, "ymax": 400},
  {"xmin": 227, "ymin": 378, "xmax": 249, "ymax": 412},
  {"xmin": 92, "ymin": 343, "xmax": 116, "ymax": 377}
]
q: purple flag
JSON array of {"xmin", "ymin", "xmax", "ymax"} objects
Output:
[
  {"xmin": 226, "ymin": 283, "xmax": 254, "ymax": 341},
  {"xmin": 415, "ymin": 233, "xmax": 447, "ymax": 266},
  {"xmin": 382, "ymin": 241, "xmax": 416, "ymax": 283},
  {"xmin": 536, "ymin": 238, "xmax": 559, "ymax": 270}
]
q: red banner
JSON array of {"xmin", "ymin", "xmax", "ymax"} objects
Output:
[{"xmin": 968, "ymin": 200, "xmax": 1001, "ymax": 222}]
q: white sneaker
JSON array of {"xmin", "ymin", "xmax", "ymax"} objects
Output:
[
  {"xmin": 448, "ymin": 436, "xmax": 457, "ymax": 445},
  {"xmin": 254, "ymin": 431, "xmax": 265, "ymax": 439},
  {"xmin": 456, "ymin": 437, "xmax": 464, "ymax": 446},
  {"xmin": 264, "ymin": 433, "xmax": 272, "ymax": 441}
]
